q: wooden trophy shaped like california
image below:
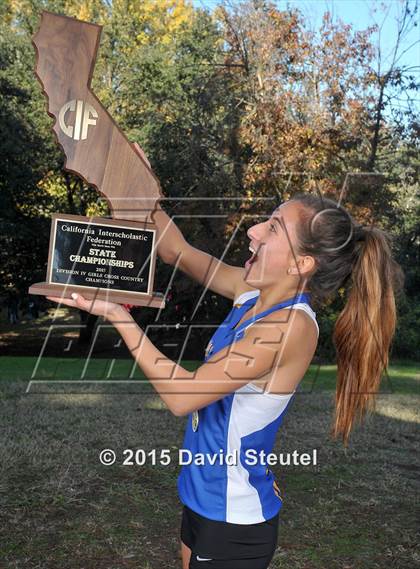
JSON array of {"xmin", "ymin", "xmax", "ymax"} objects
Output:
[{"xmin": 29, "ymin": 10, "xmax": 165, "ymax": 308}]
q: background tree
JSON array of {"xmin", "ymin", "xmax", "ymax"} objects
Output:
[{"xmin": 0, "ymin": 0, "xmax": 418, "ymax": 360}]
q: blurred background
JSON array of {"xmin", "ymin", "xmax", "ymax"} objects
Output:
[{"xmin": 0, "ymin": 1, "xmax": 418, "ymax": 568}]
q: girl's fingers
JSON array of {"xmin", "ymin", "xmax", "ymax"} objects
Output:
[
  {"xmin": 47, "ymin": 294, "xmax": 87, "ymax": 309},
  {"xmin": 46, "ymin": 293, "xmax": 114, "ymax": 317},
  {"xmin": 72, "ymin": 293, "xmax": 97, "ymax": 312},
  {"xmin": 71, "ymin": 292, "xmax": 84, "ymax": 304},
  {"xmin": 64, "ymin": 293, "xmax": 104, "ymax": 314}
]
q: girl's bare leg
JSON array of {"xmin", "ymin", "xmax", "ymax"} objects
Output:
[{"xmin": 181, "ymin": 539, "xmax": 192, "ymax": 569}]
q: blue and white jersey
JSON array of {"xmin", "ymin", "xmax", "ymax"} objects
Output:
[{"xmin": 177, "ymin": 289, "xmax": 319, "ymax": 524}]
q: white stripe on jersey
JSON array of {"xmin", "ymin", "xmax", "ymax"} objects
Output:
[{"xmin": 226, "ymin": 383, "xmax": 293, "ymax": 523}]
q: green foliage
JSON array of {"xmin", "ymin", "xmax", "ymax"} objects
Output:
[
  {"xmin": 393, "ymin": 293, "xmax": 420, "ymax": 361},
  {"xmin": 0, "ymin": 0, "xmax": 418, "ymax": 360},
  {"xmin": 0, "ymin": 16, "xmax": 58, "ymax": 293}
]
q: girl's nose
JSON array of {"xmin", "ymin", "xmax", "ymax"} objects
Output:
[
  {"xmin": 247, "ymin": 221, "xmax": 264, "ymax": 241},
  {"xmin": 247, "ymin": 225, "xmax": 256, "ymax": 241}
]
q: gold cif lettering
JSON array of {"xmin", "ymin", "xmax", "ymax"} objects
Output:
[{"xmin": 58, "ymin": 99, "xmax": 98, "ymax": 140}]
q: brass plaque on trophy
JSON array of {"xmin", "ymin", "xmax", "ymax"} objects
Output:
[{"xmin": 28, "ymin": 10, "xmax": 166, "ymax": 308}]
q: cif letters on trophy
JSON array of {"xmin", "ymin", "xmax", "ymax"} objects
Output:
[{"xmin": 28, "ymin": 10, "xmax": 165, "ymax": 308}]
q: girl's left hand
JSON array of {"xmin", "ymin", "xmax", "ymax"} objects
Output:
[{"xmin": 46, "ymin": 292, "xmax": 125, "ymax": 321}]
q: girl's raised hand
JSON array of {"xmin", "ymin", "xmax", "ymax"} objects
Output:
[{"xmin": 46, "ymin": 292, "xmax": 126, "ymax": 321}]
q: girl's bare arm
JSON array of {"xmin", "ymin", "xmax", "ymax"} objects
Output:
[{"xmin": 153, "ymin": 201, "xmax": 253, "ymax": 302}]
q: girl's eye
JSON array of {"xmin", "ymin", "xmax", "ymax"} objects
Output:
[{"xmin": 269, "ymin": 223, "xmax": 276, "ymax": 233}]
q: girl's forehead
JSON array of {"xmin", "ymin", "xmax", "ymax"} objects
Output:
[
  {"xmin": 273, "ymin": 201, "xmax": 301, "ymax": 221},
  {"xmin": 272, "ymin": 203, "xmax": 303, "ymax": 244}
]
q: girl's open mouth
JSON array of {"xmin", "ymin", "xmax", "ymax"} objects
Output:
[{"xmin": 245, "ymin": 245, "xmax": 259, "ymax": 269}]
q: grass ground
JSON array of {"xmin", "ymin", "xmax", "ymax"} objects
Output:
[
  {"xmin": 0, "ymin": 310, "xmax": 419, "ymax": 568},
  {"xmin": 1, "ymin": 359, "xmax": 418, "ymax": 569}
]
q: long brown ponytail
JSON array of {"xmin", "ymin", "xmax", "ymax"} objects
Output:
[{"xmin": 290, "ymin": 192, "xmax": 404, "ymax": 446}]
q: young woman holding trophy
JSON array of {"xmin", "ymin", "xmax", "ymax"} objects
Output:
[{"xmin": 47, "ymin": 192, "xmax": 403, "ymax": 569}]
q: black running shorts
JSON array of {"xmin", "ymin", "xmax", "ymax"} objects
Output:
[{"xmin": 181, "ymin": 504, "xmax": 280, "ymax": 569}]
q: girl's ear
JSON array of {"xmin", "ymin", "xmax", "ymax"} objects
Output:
[
  {"xmin": 302, "ymin": 254, "xmax": 316, "ymax": 275},
  {"xmin": 289, "ymin": 255, "xmax": 315, "ymax": 277}
]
